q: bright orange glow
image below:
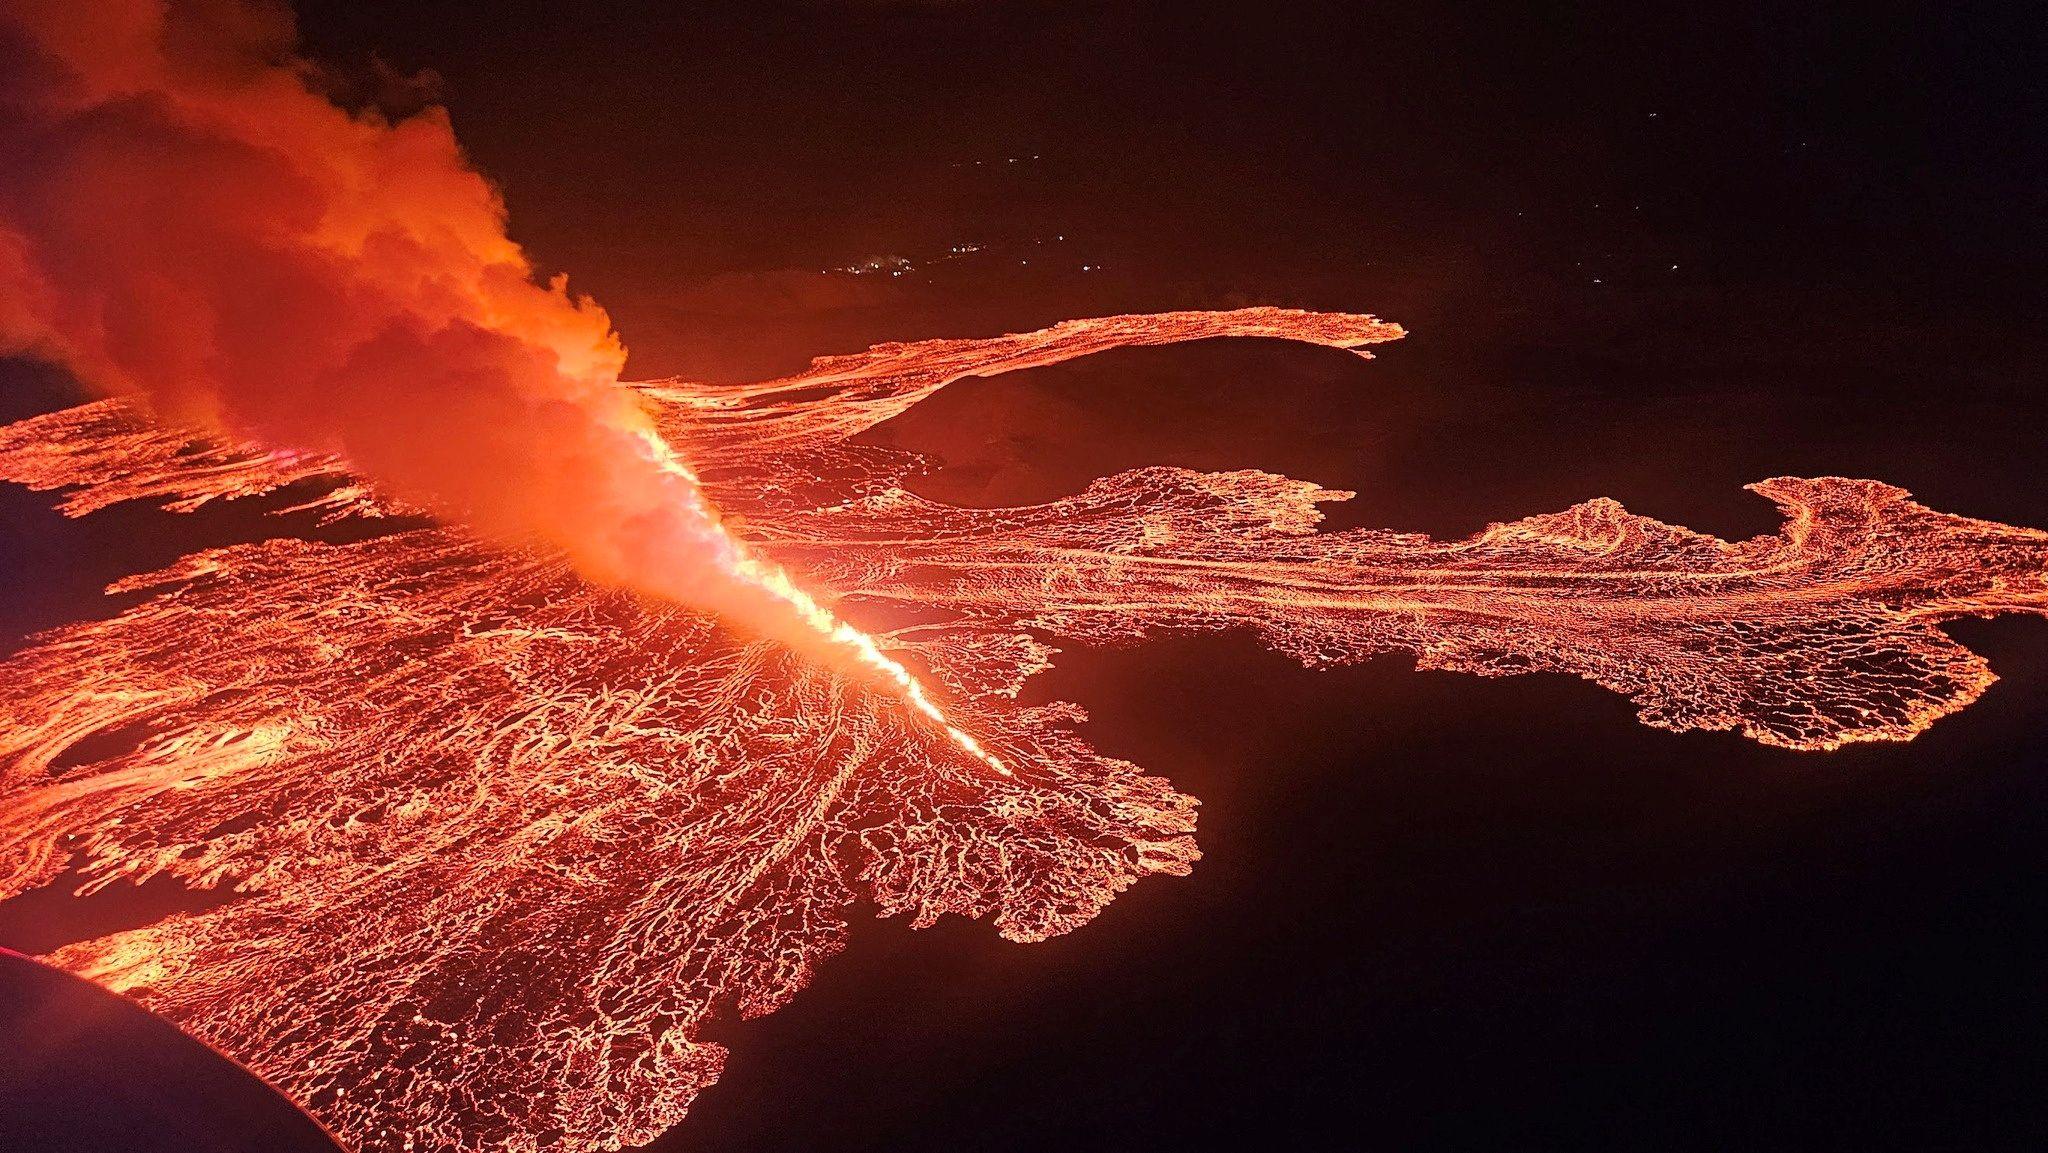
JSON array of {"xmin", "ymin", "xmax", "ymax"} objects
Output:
[
  {"xmin": 626, "ymin": 424, "xmax": 1006, "ymax": 774},
  {"xmin": 3, "ymin": 308, "xmax": 2047, "ymax": 1153},
  {"xmin": 736, "ymin": 554, "xmax": 1009, "ymax": 774},
  {"xmin": 0, "ymin": 0, "xmax": 1001, "ymax": 778}
]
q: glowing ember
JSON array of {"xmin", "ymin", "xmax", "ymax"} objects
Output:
[{"xmin": 3, "ymin": 308, "xmax": 2046, "ymax": 1152}]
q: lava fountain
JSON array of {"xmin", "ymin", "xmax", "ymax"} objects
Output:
[
  {"xmin": 0, "ymin": 0, "xmax": 998, "ymax": 775},
  {"xmin": 2, "ymin": 4, "xmax": 2047, "ymax": 1153},
  {"xmin": 4, "ymin": 307, "xmax": 2048, "ymax": 1153}
]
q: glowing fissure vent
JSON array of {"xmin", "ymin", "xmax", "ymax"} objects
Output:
[
  {"xmin": 734, "ymin": 553, "xmax": 1007, "ymax": 774},
  {"xmin": 3, "ymin": 310, "xmax": 2046, "ymax": 1153},
  {"xmin": 641, "ymin": 427, "xmax": 1007, "ymax": 774}
]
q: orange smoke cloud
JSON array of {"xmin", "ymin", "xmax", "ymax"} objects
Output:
[{"xmin": 0, "ymin": 0, "xmax": 858, "ymax": 652}]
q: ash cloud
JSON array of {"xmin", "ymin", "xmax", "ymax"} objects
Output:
[{"xmin": 0, "ymin": 0, "xmax": 795, "ymax": 634}]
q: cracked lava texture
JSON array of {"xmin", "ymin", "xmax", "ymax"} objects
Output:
[{"xmin": 3, "ymin": 308, "xmax": 2046, "ymax": 1151}]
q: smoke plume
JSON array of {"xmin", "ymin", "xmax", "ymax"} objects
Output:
[{"xmin": 0, "ymin": 0, "xmax": 811, "ymax": 641}]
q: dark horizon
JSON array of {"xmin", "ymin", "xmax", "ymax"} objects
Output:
[{"xmin": 3, "ymin": 2, "xmax": 2045, "ymax": 1151}]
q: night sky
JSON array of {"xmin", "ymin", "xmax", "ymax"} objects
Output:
[{"xmin": 3, "ymin": 2, "xmax": 2046, "ymax": 1150}]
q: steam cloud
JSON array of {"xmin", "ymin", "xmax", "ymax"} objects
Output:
[{"xmin": 0, "ymin": 0, "xmax": 802, "ymax": 637}]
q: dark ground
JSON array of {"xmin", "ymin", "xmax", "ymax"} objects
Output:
[{"xmin": 2, "ymin": 2, "xmax": 2045, "ymax": 1150}]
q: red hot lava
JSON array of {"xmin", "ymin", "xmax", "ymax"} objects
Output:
[{"xmin": 4, "ymin": 307, "xmax": 2047, "ymax": 1151}]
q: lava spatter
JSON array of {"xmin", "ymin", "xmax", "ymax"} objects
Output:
[{"xmin": 2, "ymin": 308, "xmax": 2045, "ymax": 1151}]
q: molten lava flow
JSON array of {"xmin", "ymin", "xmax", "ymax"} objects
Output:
[
  {"xmin": 726, "ymin": 531, "xmax": 1008, "ymax": 774},
  {"xmin": 630, "ymin": 425, "xmax": 1005, "ymax": 774},
  {"xmin": 0, "ymin": 0, "xmax": 998, "ymax": 779},
  {"xmin": 2, "ymin": 307, "xmax": 2046, "ymax": 1153},
  {"xmin": 732, "ymin": 551, "xmax": 1009, "ymax": 774}
]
